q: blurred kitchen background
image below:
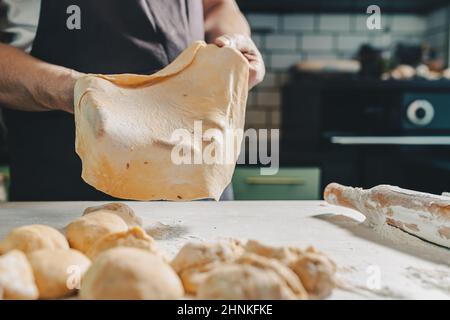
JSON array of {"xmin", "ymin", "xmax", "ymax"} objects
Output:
[
  {"xmin": 234, "ymin": 0, "xmax": 450, "ymax": 200},
  {"xmin": 0, "ymin": 1, "xmax": 450, "ymax": 201}
]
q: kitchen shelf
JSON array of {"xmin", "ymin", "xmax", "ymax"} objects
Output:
[{"xmin": 237, "ymin": 0, "xmax": 450, "ymax": 14}]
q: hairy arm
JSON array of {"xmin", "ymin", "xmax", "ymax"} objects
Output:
[
  {"xmin": 203, "ymin": 0, "xmax": 264, "ymax": 89},
  {"xmin": 0, "ymin": 43, "xmax": 82, "ymax": 113}
]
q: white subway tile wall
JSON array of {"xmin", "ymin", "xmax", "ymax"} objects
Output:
[
  {"xmin": 265, "ymin": 34, "xmax": 297, "ymax": 50},
  {"xmin": 318, "ymin": 14, "xmax": 351, "ymax": 31},
  {"xmin": 282, "ymin": 14, "xmax": 315, "ymax": 31},
  {"xmin": 301, "ymin": 35, "xmax": 334, "ymax": 50},
  {"xmin": 244, "ymin": 8, "xmax": 450, "ymax": 130},
  {"xmin": 270, "ymin": 53, "xmax": 303, "ymax": 70},
  {"xmin": 425, "ymin": 6, "xmax": 450, "ymax": 61}
]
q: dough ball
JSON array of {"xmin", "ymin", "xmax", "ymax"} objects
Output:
[
  {"xmin": 235, "ymin": 253, "xmax": 308, "ymax": 299},
  {"xmin": 83, "ymin": 202, "xmax": 142, "ymax": 227},
  {"xmin": 177, "ymin": 262, "xmax": 219, "ymax": 295},
  {"xmin": 244, "ymin": 239, "xmax": 305, "ymax": 265},
  {"xmin": 86, "ymin": 226, "xmax": 158, "ymax": 260},
  {"xmin": 244, "ymin": 240, "xmax": 335, "ymax": 298},
  {"xmin": 0, "ymin": 250, "xmax": 38, "ymax": 300},
  {"xmin": 66, "ymin": 212, "xmax": 128, "ymax": 254},
  {"xmin": 80, "ymin": 247, "xmax": 184, "ymax": 300},
  {"xmin": 288, "ymin": 250, "xmax": 336, "ymax": 299},
  {"xmin": 171, "ymin": 239, "xmax": 244, "ymax": 273},
  {"xmin": 0, "ymin": 224, "xmax": 69, "ymax": 254},
  {"xmin": 171, "ymin": 240, "xmax": 244, "ymax": 294},
  {"xmin": 197, "ymin": 264, "xmax": 298, "ymax": 300},
  {"xmin": 27, "ymin": 249, "xmax": 91, "ymax": 299}
]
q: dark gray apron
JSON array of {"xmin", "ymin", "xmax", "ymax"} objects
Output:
[{"xmin": 4, "ymin": 0, "xmax": 206, "ymax": 200}]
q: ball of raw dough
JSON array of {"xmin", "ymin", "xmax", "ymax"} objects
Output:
[
  {"xmin": 83, "ymin": 202, "xmax": 142, "ymax": 227},
  {"xmin": 244, "ymin": 239, "xmax": 305, "ymax": 264},
  {"xmin": 289, "ymin": 250, "xmax": 336, "ymax": 299},
  {"xmin": 171, "ymin": 240, "xmax": 244, "ymax": 294},
  {"xmin": 0, "ymin": 250, "xmax": 39, "ymax": 300},
  {"xmin": 80, "ymin": 247, "xmax": 184, "ymax": 300},
  {"xmin": 235, "ymin": 253, "xmax": 308, "ymax": 299},
  {"xmin": 27, "ymin": 249, "xmax": 91, "ymax": 299},
  {"xmin": 0, "ymin": 224, "xmax": 69, "ymax": 254},
  {"xmin": 197, "ymin": 264, "xmax": 298, "ymax": 300},
  {"xmin": 86, "ymin": 226, "xmax": 158, "ymax": 260},
  {"xmin": 66, "ymin": 212, "xmax": 128, "ymax": 254},
  {"xmin": 244, "ymin": 240, "xmax": 336, "ymax": 298}
]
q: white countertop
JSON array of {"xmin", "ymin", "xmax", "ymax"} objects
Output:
[{"xmin": 0, "ymin": 200, "xmax": 449, "ymax": 300}]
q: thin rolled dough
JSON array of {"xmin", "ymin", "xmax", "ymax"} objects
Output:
[{"xmin": 74, "ymin": 41, "xmax": 249, "ymax": 201}]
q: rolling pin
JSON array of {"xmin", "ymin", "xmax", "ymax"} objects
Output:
[{"xmin": 324, "ymin": 183, "xmax": 450, "ymax": 249}]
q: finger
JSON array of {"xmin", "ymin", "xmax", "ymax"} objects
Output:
[
  {"xmin": 244, "ymin": 52, "xmax": 258, "ymax": 62},
  {"xmin": 215, "ymin": 35, "xmax": 234, "ymax": 48},
  {"xmin": 232, "ymin": 35, "xmax": 258, "ymax": 55}
]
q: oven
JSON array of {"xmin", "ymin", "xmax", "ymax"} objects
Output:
[{"xmin": 281, "ymin": 73, "xmax": 450, "ymax": 194}]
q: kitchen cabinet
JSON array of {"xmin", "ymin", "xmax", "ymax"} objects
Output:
[{"xmin": 232, "ymin": 167, "xmax": 321, "ymax": 200}]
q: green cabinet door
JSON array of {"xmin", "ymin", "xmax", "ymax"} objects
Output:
[{"xmin": 232, "ymin": 167, "xmax": 321, "ymax": 200}]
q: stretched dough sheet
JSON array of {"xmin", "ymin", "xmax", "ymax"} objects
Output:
[{"xmin": 74, "ymin": 41, "xmax": 249, "ymax": 201}]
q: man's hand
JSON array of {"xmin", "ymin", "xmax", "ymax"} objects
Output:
[
  {"xmin": 203, "ymin": 0, "xmax": 265, "ymax": 89},
  {"xmin": 214, "ymin": 34, "xmax": 265, "ymax": 89}
]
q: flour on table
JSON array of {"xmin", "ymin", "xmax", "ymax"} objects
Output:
[
  {"xmin": 406, "ymin": 266, "xmax": 450, "ymax": 293},
  {"xmin": 145, "ymin": 221, "xmax": 205, "ymax": 258}
]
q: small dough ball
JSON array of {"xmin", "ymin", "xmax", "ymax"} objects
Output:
[
  {"xmin": 0, "ymin": 224, "xmax": 69, "ymax": 254},
  {"xmin": 27, "ymin": 249, "xmax": 91, "ymax": 299},
  {"xmin": 197, "ymin": 264, "xmax": 297, "ymax": 300},
  {"xmin": 83, "ymin": 203, "xmax": 142, "ymax": 227},
  {"xmin": 235, "ymin": 254, "xmax": 308, "ymax": 299},
  {"xmin": 80, "ymin": 247, "xmax": 184, "ymax": 300},
  {"xmin": 171, "ymin": 240, "xmax": 244, "ymax": 294},
  {"xmin": 171, "ymin": 239, "xmax": 244, "ymax": 273},
  {"xmin": 86, "ymin": 226, "xmax": 158, "ymax": 260},
  {"xmin": 176, "ymin": 262, "xmax": 218, "ymax": 295},
  {"xmin": 66, "ymin": 212, "xmax": 128, "ymax": 254},
  {"xmin": 0, "ymin": 250, "xmax": 38, "ymax": 300},
  {"xmin": 289, "ymin": 250, "xmax": 336, "ymax": 299},
  {"xmin": 244, "ymin": 240, "xmax": 305, "ymax": 265},
  {"xmin": 244, "ymin": 240, "xmax": 336, "ymax": 298}
]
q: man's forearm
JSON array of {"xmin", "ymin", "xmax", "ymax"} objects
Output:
[
  {"xmin": 203, "ymin": 0, "xmax": 250, "ymax": 42},
  {"xmin": 0, "ymin": 43, "xmax": 82, "ymax": 113}
]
